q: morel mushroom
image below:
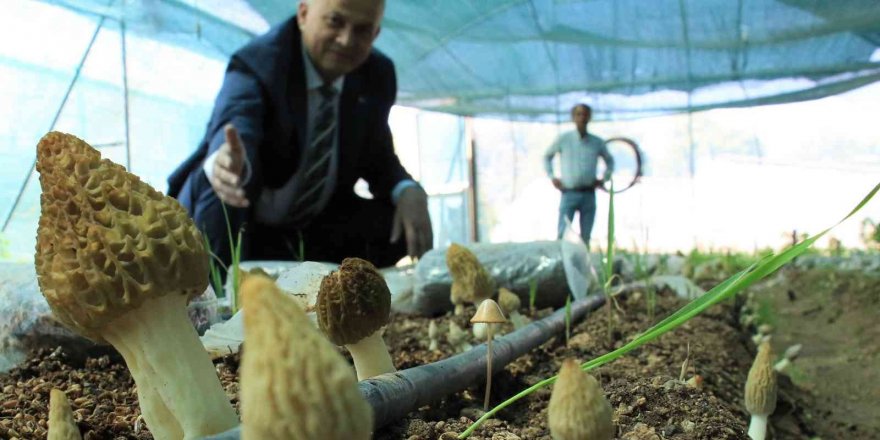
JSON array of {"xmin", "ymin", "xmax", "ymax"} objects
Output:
[
  {"xmin": 316, "ymin": 257, "xmax": 396, "ymax": 380},
  {"xmin": 745, "ymin": 340, "xmax": 777, "ymax": 440},
  {"xmin": 446, "ymin": 243, "xmax": 495, "ymax": 315},
  {"xmin": 547, "ymin": 358, "xmax": 614, "ymax": 440},
  {"xmin": 48, "ymin": 389, "xmax": 81, "ymax": 440},
  {"xmin": 241, "ymin": 275, "xmax": 372, "ymax": 440},
  {"xmin": 498, "ymin": 287, "xmax": 530, "ymax": 329},
  {"xmin": 34, "ymin": 132, "xmax": 236, "ymax": 439}
]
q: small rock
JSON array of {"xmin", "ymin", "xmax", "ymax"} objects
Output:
[
  {"xmin": 460, "ymin": 407, "xmax": 486, "ymax": 421},
  {"xmin": 491, "ymin": 432, "xmax": 521, "ymax": 440},
  {"xmin": 435, "ymin": 421, "xmax": 446, "ymax": 431},
  {"xmin": 681, "ymin": 420, "xmax": 696, "ymax": 433},
  {"xmin": 662, "ymin": 424, "xmax": 678, "ymax": 436},
  {"xmin": 621, "ymin": 422, "xmax": 660, "ymax": 440}
]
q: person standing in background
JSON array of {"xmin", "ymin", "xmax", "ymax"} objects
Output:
[{"xmin": 543, "ymin": 104, "xmax": 614, "ymax": 246}]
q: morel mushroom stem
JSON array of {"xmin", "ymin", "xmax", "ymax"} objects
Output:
[
  {"xmin": 346, "ymin": 330, "xmax": 396, "ymax": 381},
  {"xmin": 102, "ymin": 294, "xmax": 237, "ymax": 440}
]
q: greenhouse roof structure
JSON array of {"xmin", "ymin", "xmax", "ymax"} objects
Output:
[{"xmin": 38, "ymin": 0, "xmax": 880, "ymax": 119}]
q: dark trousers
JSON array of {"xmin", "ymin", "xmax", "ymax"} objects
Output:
[{"xmin": 177, "ymin": 170, "xmax": 406, "ymax": 275}]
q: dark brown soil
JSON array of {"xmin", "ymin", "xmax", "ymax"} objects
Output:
[{"xmin": 1, "ymin": 267, "xmax": 876, "ymax": 439}]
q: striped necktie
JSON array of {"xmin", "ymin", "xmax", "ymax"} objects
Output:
[{"xmin": 288, "ymin": 84, "xmax": 337, "ymax": 225}]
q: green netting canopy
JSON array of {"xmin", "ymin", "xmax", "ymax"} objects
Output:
[{"xmin": 41, "ymin": 0, "xmax": 880, "ymax": 119}]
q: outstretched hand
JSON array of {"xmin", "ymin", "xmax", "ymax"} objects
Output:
[
  {"xmin": 210, "ymin": 124, "xmax": 250, "ymax": 207},
  {"xmin": 390, "ymin": 185, "xmax": 433, "ymax": 259}
]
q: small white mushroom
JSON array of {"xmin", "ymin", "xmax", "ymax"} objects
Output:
[
  {"xmin": 773, "ymin": 344, "xmax": 803, "ymax": 373},
  {"xmin": 447, "ymin": 321, "xmax": 473, "ymax": 353},
  {"xmin": 427, "ymin": 320, "xmax": 439, "ymax": 351}
]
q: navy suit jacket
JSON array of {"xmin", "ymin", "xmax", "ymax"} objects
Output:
[{"xmin": 167, "ymin": 18, "xmax": 411, "ymax": 210}]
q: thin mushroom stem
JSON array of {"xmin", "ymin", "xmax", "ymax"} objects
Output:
[{"xmin": 484, "ymin": 326, "xmax": 494, "ymax": 411}]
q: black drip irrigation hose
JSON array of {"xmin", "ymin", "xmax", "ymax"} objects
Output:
[{"xmin": 202, "ymin": 294, "xmax": 607, "ymax": 439}]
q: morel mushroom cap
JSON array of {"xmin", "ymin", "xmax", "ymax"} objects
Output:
[
  {"xmin": 471, "ymin": 299, "xmax": 507, "ymax": 324},
  {"xmin": 745, "ymin": 340, "xmax": 778, "ymax": 416},
  {"xmin": 446, "ymin": 243, "xmax": 494, "ymax": 312},
  {"xmin": 48, "ymin": 388, "xmax": 82, "ymax": 440},
  {"xmin": 316, "ymin": 257, "xmax": 391, "ymax": 346},
  {"xmin": 497, "ymin": 287, "xmax": 521, "ymax": 315},
  {"xmin": 34, "ymin": 132, "xmax": 235, "ymax": 439},
  {"xmin": 34, "ymin": 131, "xmax": 208, "ymax": 342},
  {"xmin": 241, "ymin": 275, "xmax": 372, "ymax": 440},
  {"xmin": 547, "ymin": 358, "xmax": 614, "ymax": 440}
]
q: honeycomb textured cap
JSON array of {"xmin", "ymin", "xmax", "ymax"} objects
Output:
[
  {"xmin": 241, "ymin": 275, "xmax": 372, "ymax": 440},
  {"xmin": 316, "ymin": 258, "xmax": 391, "ymax": 346},
  {"xmin": 745, "ymin": 340, "xmax": 778, "ymax": 415},
  {"xmin": 548, "ymin": 358, "xmax": 614, "ymax": 440},
  {"xmin": 49, "ymin": 388, "xmax": 82, "ymax": 440},
  {"xmin": 445, "ymin": 243, "xmax": 494, "ymax": 305},
  {"xmin": 34, "ymin": 132, "xmax": 209, "ymax": 341}
]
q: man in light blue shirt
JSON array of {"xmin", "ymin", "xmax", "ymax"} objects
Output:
[{"xmin": 544, "ymin": 104, "xmax": 614, "ymax": 245}]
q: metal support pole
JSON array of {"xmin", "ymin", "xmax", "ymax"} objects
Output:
[
  {"xmin": 121, "ymin": 19, "xmax": 132, "ymax": 171},
  {"xmin": 2, "ymin": 15, "xmax": 107, "ymax": 232},
  {"xmin": 465, "ymin": 116, "xmax": 479, "ymax": 242}
]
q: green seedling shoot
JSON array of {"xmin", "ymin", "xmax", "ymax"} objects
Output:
[
  {"xmin": 220, "ymin": 202, "xmax": 244, "ymax": 313},
  {"xmin": 458, "ymin": 182, "xmax": 879, "ymax": 439},
  {"xmin": 528, "ymin": 277, "xmax": 538, "ymax": 315},
  {"xmin": 203, "ymin": 232, "xmax": 225, "ymax": 299}
]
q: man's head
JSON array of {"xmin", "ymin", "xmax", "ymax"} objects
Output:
[
  {"xmin": 571, "ymin": 104, "xmax": 592, "ymax": 131},
  {"xmin": 298, "ymin": 0, "xmax": 384, "ymax": 82}
]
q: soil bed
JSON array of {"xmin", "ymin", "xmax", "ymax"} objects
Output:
[{"xmin": 1, "ymin": 267, "xmax": 875, "ymax": 439}]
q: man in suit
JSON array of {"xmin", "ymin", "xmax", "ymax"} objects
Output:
[{"xmin": 167, "ymin": 0, "xmax": 432, "ymax": 269}]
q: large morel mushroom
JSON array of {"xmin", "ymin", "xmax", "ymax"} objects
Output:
[{"xmin": 34, "ymin": 132, "xmax": 236, "ymax": 439}]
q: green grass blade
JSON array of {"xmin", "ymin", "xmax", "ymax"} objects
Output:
[{"xmin": 459, "ymin": 182, "xmax": 878, "ymax": 438}]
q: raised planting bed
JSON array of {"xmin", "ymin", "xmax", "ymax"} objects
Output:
[{"xmin": 5, "ymin": 274, "xmax": 866, "ymax": 439}]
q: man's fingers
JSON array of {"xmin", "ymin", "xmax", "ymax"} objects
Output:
[
  {"xmin": 224, "ymin": 124, "xmax": 244, "ymax": 153},
  {"xmin": 210, "ymin": 176, "xmax": 249, "ymax": 208},
  {"xmin": 213, "ymin": 165, "xmax": 240, "ymax": 188}
]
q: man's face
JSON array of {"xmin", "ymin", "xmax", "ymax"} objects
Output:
[
  {"xmin": 298, "ymin": 0, "xmax": 383, "ymax": 81},
  {"xmin": 572, "ymin": 105, "xmax": 591, "ymax": 128}
]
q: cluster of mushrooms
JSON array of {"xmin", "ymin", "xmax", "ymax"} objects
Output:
[
  {"xmin": 34, "ymin": 132, "xmax": 392, "ymax": 439},
  {"xmin": 32, "ymin": 132, "xmax": 780, "ymax": 440}
]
